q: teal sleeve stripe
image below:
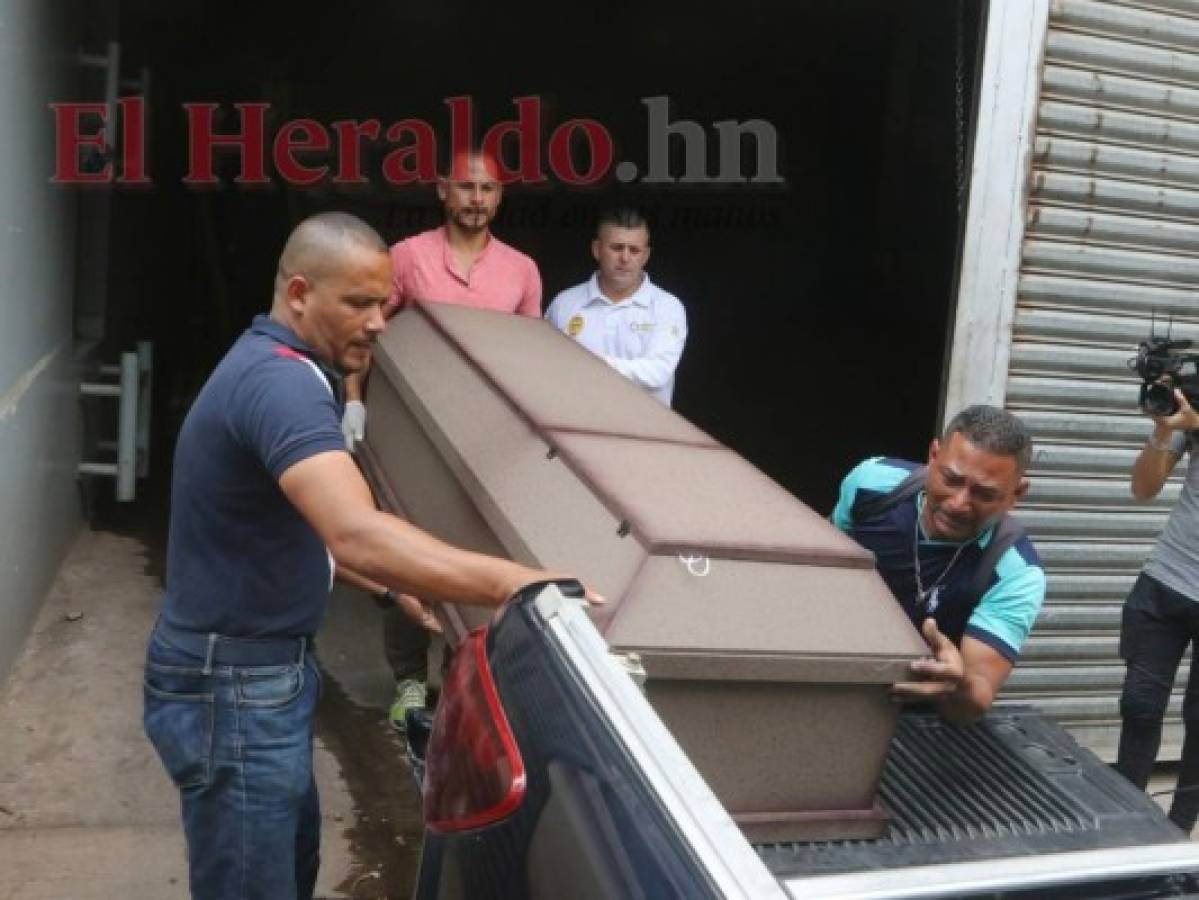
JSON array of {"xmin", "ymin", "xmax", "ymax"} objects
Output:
[
  {"xmin": 831, "ymin": 457, "xmax": 912, "ymax": 531},
  {"xmin": 965, "ymin": 551, "xmax": 1046, "ymax": 657}
]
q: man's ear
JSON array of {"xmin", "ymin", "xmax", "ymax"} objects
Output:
[
  {"xmin": 285, "ymin": 275, "xmax": 310, "ymax": 316},
  {"xmin": 436, "ymin": 177, "xmax": 448, "ymax": 204},
  {"xmin": 591, "ymin": 238, "xmax": 602, "ymax": 264},
  {"xmin": 927, "ymin": 437, "xmax": 941, "ymax": 466},
  {"xmin": 1013, "ymin": 476, "xmax": 1030, "ymax": 503}
]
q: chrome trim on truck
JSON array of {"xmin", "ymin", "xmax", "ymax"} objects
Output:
[{"xmin": 786, "ymin": 842, "xmax": 1199, "ymax": 899}]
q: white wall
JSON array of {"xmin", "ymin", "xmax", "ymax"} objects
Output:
[
  {"xmin": 941, "ymin": 0, "xmax": 1050, "ymax": 424},
  {"xmin": 0, "ymin": 0, "xmax": 83, "ymax": 684}
]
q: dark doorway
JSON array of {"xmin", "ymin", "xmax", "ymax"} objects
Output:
[{"xmin": 103, "ymin": 0, "xmax": 983, "ymax": 513}]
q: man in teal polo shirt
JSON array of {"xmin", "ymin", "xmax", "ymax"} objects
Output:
[{"xmin": 832, "ymin": 405, "xmax": 1045, "ymax": 723}]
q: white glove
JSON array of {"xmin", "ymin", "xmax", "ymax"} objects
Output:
[{"xmin": 341, "ymin": 400, "xmax": 366, "ymax": 450}]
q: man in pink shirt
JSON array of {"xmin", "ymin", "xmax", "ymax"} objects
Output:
[
  {"xmin": 343, "ymin": 149, "xmax": 542, "ymax": 732},
  {"xmin": 383, "ymin": 155, "xmax": 542, "ymax": 319},
  {"xmin": 343, "ymin": 150, "xmax": 541, "ymax": 426}
]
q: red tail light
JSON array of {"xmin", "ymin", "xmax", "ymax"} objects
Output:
[{"xmin": 423, "ymin": 628, "xmax": 527, "ymax": 832}]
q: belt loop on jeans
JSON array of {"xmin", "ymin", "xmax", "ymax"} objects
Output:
[
  {"xmin": 297, "ymin": 635, "xmax": 307, "ymax": 667},
  {"xmin": 203, "ymin": 633, "xmax": 217, "ymax": 675}
]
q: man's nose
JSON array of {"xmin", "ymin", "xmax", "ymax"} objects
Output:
[
  {"xmin": 943, "ymin": 486, "xmax": 971, "ymax": 512},
  {"xmin": 365, "ymin": 305, "xmax": 386, "ymax": 334}
]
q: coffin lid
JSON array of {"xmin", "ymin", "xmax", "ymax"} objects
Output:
[{"xmin": 414, "ymin": 302, "xmax": 874, "ymax": 568}]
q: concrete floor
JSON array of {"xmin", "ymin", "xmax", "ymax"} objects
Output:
[{"xmin": 0, "ymin": 526, "xmax": 422, "ymax": 900}]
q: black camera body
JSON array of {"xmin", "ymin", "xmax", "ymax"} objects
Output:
[{"xmin": 1133, "ymin": 336, "xmax": 1199, "ymax": 416}]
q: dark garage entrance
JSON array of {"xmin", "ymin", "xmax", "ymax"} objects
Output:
[
  {"xmin": 98, "ymin": 0, "xmax": 983, "ymax": 516},
  {"xmin": 67, "ymin": 0, "xmax": 987, "ymax": 892}
]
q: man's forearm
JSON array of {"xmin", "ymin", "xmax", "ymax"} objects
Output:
[
  {"xmin": 603, "ymin": 352, "xmax": 680, "ymax": 392},
  {"xmin": 332, "ymin": 509, "xmax": 538, "ymax": 608},
  {"xmin": 335, "ymin": 565, "xmax": 386, "ymax": 596},
  {"xmin": 345, "ymin": 368, "xmax": 366, "ymax": 403},
  {"xmin": 280, "ymin": 451, "xmax": 555, "ymax": 610},
  {"xmin": 937, "ymin": 672, "xmax": 994, "ymax": 724},
  {"xmin": 1131, "ymin": 422, "xmax": 1178, "ymax": 500}
]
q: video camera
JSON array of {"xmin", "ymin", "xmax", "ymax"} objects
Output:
[{"xmin": 1131, "ymin": 321, "xmax": 1199, "ymax": 416}]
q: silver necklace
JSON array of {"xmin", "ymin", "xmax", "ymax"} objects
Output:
[{"xmin": 913, "ymin": 498, "xmax": 968, "ymax": 607}]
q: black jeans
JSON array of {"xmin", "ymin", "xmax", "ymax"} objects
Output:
[
  {"xmin": 1115, "ymin": 573, "xmax": 1199, "ymax": 832},
  {"xmin": 383, "ymin": 604, "xmax": 430, "ymax": 683}
]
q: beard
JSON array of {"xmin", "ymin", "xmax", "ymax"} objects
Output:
[{"xmin": 453, "ymin": 208, "xmax": 493, "ymax": 233}]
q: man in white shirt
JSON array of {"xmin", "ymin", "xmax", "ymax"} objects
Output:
[{"xmin": 546, "ymin": 208, "xmax": 688, "ymax": 406}]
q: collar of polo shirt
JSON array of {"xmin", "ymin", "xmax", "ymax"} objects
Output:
[{"xmin": 586, "ymin": 271, "xmax": 653, "ymax": 308}]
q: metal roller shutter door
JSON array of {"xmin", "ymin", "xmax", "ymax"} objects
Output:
[{"xmin": 1000, "ymin": 0, "xmax": 1199, "ymax": 759}]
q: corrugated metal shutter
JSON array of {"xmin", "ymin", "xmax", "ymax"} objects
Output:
[{"xmin": 1000, "ymin": 0, "xmax": 1199, "ymax": 759}]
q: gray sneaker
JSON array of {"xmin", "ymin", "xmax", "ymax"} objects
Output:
[{"xmin": 389, "ymin": 678, "xmax": 427, "ymax": 734}]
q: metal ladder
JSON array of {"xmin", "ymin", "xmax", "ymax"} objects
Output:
[{"xmin": 78, "ymin": 341, "xmax": 152, "ymax": 502}]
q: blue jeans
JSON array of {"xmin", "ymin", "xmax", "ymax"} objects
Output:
[{"xmin": 143, "ymin": 623, "xmax": 322, "ymax": 900}]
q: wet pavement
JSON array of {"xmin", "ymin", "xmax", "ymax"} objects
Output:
[
  {"xmin": 317, "ymin": 587, "xmax": 427, "ymax": 900},
  {"xmin": 0, "ymin": 511, "xmax": 426, "ymax": 899}
]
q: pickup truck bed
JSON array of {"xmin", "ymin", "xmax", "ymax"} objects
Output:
[
  {"xmin": 412, "ymin": 585, "xmax": 1199, "ymax": 899},
  {"xmin": 759, "ymin": 707, "xmax": 1186, "ymax": 878}
]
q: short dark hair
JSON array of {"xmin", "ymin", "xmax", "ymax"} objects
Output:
[
  {"xmin": 303, "ymin": 211, "xmax": 387, "ymax": 253},
  {"xmin": 942, "ymin": 405, "xmax": 1033, "ymax": 471},
  {"xmin": 276, "ymin": 212, "xmax": 386, "ymax": 288},
  {"xmin": 595, "ymin": 207, "xmax": 650, "ymax": 239}
]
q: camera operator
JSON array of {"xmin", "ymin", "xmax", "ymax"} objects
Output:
[{"xmin": 1116, "ymin": 387, "xmax": 1199, "ymax": 833}]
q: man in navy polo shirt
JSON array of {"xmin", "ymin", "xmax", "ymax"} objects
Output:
[
  {"xmin": 143, "ymin": 212, "xmax": 571, "ymax": 900},
  {"xmin": 832, "ymin": 405, "xmax": 1045, "ymax": 723}
]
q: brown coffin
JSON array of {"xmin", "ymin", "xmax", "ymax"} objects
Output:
[{"xmin": 359, "ymin": 302, "xmax": 928, "ymax": 841}]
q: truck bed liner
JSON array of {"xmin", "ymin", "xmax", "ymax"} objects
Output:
[{"xmin": 756, "ymin": 707, "xmax": 1186, "ymax": 878}]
